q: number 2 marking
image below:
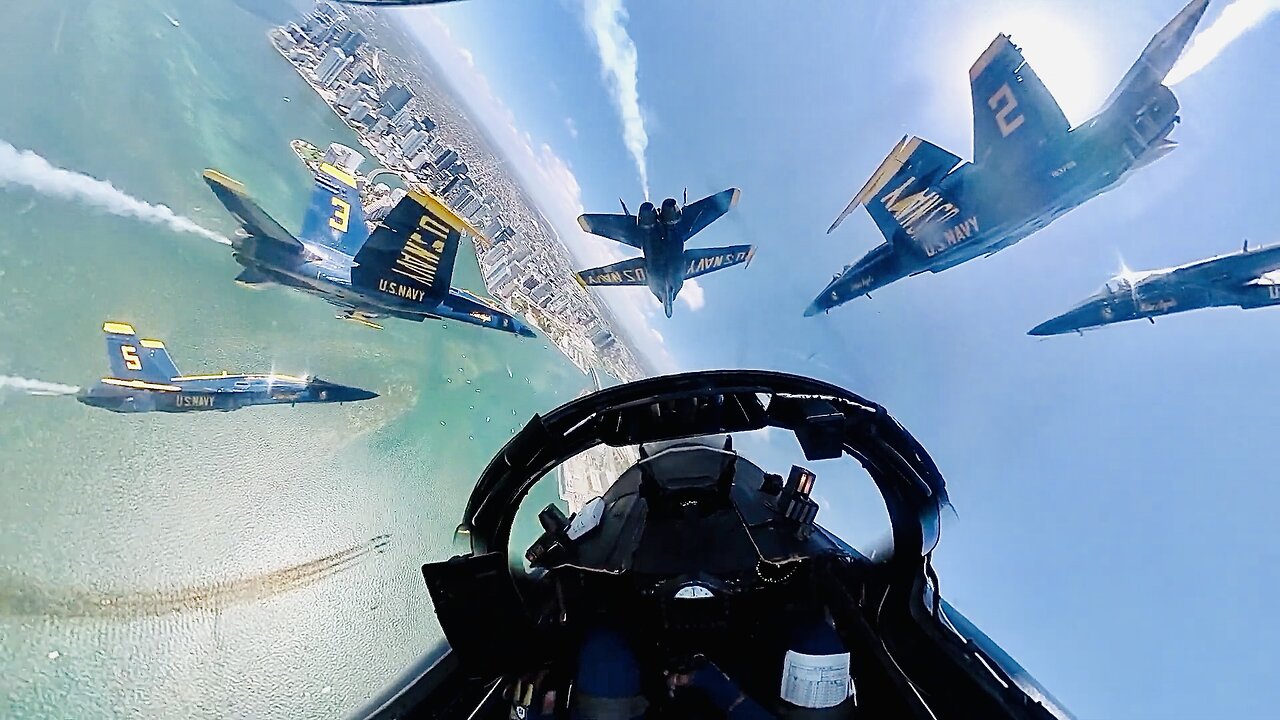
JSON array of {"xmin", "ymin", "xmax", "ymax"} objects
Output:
[
  {"xmin": 988, "ymin": 83, "xmax": 1025, "ymax": 137},
  {"xmin": 329, "ymin": 197, "xmax": 351, "ymax": 233},
  {"xmin": 121, "ymin": 345, "xmax": 142, "ymax": 371}
]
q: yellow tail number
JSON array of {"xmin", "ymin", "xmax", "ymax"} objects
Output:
[
  {"xmin": 329, "ymin": 197, "xmax": 351, "ymax": 233},
  {"xmin": 121, "ymin": 345, "xmax": 142, "ymax": 371}
]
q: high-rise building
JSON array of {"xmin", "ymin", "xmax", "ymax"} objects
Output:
[
  {"xmin": 494, "ymin": 226, "xmax": 517, "ymax": 245},
  {"xmin": 373, "ymin": 116, "xmax": 389, "ymax": 134},
  {"xmin": 434, "ymin": 148, "xmax": 459, "ymax": 170},
  {"xmin": 314, "ymin": 48, "xmax": 348, "ymax": 86},
  {"xmin": 400, "ymin": 130, "xmax": 429, "ymax": 158},
  {"xmin": 440, "ymin": 174, "xmax": 466, "ymax": 198},
  {"xmin": 408, "ymin": 151, "xmax": 432, "ymax": 171},
  {"xmin": 378, "ymin": 85, "xmax": 413, "ymax": 116},
  {"xmin": 450, "ymin": 161, "xmax": 469, "ymax": 177},
  {"xmin": 345, "ymin": 101, "xmax": 372, "ymax": 123},
  {"xmin": 336, "ymin": 85, "xmax": 364, "ymax": 110},
  {"xmin": 469, "ymin": 203, "xmax": 490, "ymax": 224},
  {"xmin": 322, "ymin": 143, "xmax": 365, "ymax": 174},
  {"xmin": 337, "ymin": 29, "xmax": 365, "ymax": 56}
]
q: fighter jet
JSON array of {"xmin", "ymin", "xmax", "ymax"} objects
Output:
[
  {"xmin": 1030, "ymin": 240, "xmax": 1280, "ymax": 335},
  {"xmin": 806, "ymin": 0, "xmax": 1210, "ymax": 316},
  {"xmin": 574, "ymin": 190, "xmax": 755, "ymax": 317},
  {"xmin": 77, "ymin": 322, "xmax": 377, "ymax": 413},
  {"xmin": 202, "ymin": 166, "xmax": 535, "ymax": 337}
]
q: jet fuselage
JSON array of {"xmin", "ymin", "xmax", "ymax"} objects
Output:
[{"xmin": 77, "ymin": 374, "xmax": 376, "ymax": 413}]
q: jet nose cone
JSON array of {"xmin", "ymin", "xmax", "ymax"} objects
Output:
[
  {"xmin": 1028, "ymin": 315, "xmax": 1073, "ymax": 336},
  {"xmin": 803, "ymin": 299, "xmax": 825, "ymax": 317},
  {"xmin": 315, "ymin": 380, "xmax": 379, "ymax": 403},
  {"xmin": 512, "ymin": 319, "xmax": 537, "ymax": 338}
]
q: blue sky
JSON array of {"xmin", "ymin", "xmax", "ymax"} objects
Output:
[{"xmin": 396, "ymin": 1, "xmax": 1280, "ymax": 716}]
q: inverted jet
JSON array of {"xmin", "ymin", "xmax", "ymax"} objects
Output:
[
  {"xmin": 807, "ymin": 0, "xmax": 1210, "ymax": 316},
  {"xmin": 575, "ymin": 190, "xmax": 755, "ymax": 317},
  {"xmin": 1030, "ymin": 241, "xmax": 1280, "ymax": 335},
  {"xmin": 202, "ymin": 166, "xmax": 535, "ymax": 336},
  {"xmin": 77, "ymin": 322, "xmax": 376, "ymax": 413}
]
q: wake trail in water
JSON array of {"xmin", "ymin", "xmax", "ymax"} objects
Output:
[
  {"xmin": 0, "ymin": 375, "xmax": 80, "ymax": 396},
  {"xmin": 0, "ymin": 140, "xmax": 230, "ymax": 246},
  {"xmin": 0, "ymin": 535, "xmax": 391, "ymax": 618}
]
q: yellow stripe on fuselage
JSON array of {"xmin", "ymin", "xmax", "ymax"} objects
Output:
[
  {"xmin": 101, "ymin": 377, "xmax": 181, "ymax": 392},
  {"xmin": 102, "ymin": 321, "xmax": 136, "ymax": 335},
  {"xmin": 320, "ymin": 163, "xmax": 356, "ymax": 188}
]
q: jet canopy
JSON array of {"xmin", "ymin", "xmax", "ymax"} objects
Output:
[{"xmin": 353, "ymin": 371, "xmax": 1073, "ymax": 720}]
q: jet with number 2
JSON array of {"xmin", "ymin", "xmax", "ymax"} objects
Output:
[
  {"xmin": 1030, "ymin": 241, "xmax": 1280, "ymax": 335},
  {"xmin": 806, "ymin": 0, "xmax": 1210, "ymax": 316},
  {"xmin": 575, "ymin": 189, "xmax": 755, "ymax": 318},
  {"xmin": 202, "ymin": 165, "xmax": 535, "ymax": 336}
]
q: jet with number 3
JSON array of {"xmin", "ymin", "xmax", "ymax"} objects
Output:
[
  {"xmin": 574, "ymin": 189, "xmax": 755, "ymax": 318},
  {"xmin": 806, "ymin": 0, "xmax": 1210, "ymax": 316},
  {"xmin": 201, "ymin": 165, "xmax": 535, "ymax": 336}
]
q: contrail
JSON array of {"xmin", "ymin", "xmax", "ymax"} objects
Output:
[
  {"xmin": 582, "ymin": 0, "xmax": 650, "ymax": 199},
  {"xmin": 0, "ymin": 535, "xmax": 390, "ymax": 618},
  {"xmin": 0, "ymin": 375, "xmax": 80, "ymax": 396},
  {"xmin": 0, "ymin": 140, "xmax": 230, "ymax": 245},
  {"xmin": 1167, "ymin": 0, "xmax": 1280, "ymax": 85}
]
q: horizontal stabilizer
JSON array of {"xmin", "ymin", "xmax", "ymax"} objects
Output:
[
  {"xmin": 101, "ymin": 321, "xmax": 181, "ymax": 382},
  {"xmin": 202, "ymin": 170, "xmax": 302, "ymax": 250},
  {"xmin": 576, "ymin": 256, "xmax": 649, "ymax": 287},
  {"xmin": 352, "ymin": 189, "xmax": 465, "ymax": 303},
  {"xmin": 578, "ymin": 213, "xmax": 643, "ymax": 248},
  {"xmin": 682, "ymin": 245, "xmax": 755, "ymax": 279}
]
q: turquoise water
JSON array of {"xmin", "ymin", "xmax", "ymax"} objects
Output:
[{"xmin": 0, "ymin": 1, "xmax": 590, "ymax": 717}]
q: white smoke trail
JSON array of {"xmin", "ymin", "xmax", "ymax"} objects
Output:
[
  {"xmin": 0, "ymin": 140, "xmax": 230, "ymax": 245},
  {"xmin": 1167, "ymin": 0, "xmax": 1280, "ymax": 85},
  {"xmin": 582, "ymin": 0, "xmax": 651, "ymax": 199},
  {"xmin": 0, "ymin": 375, "xmax": 81, "ymax": 396}
]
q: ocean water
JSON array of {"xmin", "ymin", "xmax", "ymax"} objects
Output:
[{"xmin": 0, "ymin": 0, "xmax": 589, "ymax": 717}]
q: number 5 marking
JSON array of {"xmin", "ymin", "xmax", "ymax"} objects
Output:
[
  {"xmin": 329, "ymin": 197, "xmax": 351, "ymax": 233},
  {"xmin": 121, "ymin": 345, "xmax": 142, "ymax": 371},
  {"xmin": 988, "ymin": 83, "xmax": 1025, "ymax": 137}
]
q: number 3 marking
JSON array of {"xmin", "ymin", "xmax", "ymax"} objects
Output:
[
  {"xmin": 121, "ymin": 345, "xmax": 142, "ymax": 371},
  {"xmin": 329, "ymin": 197, "xmax": 351, "ymax": 233},
  {"xmin": 988, "ymin": 84, "xmax": 1025, "ymax": 137}
]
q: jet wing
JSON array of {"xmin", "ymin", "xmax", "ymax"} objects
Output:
[
  {"xmin": 679, "ymin": 188, "xmax": 740, "ymax": 240},
  {"xmin": 577, "ymin": 213, "xmax": 643, "ymax": 249},
  {"xmin": 202, "ymin": 170, "xmax": 303, "ymax": 250},
  {"xmin": 969, "ymin": 35, "xmax": 1070, "ymax": 168},
  {"xmin": 1163, "ymin": 244, "xmax": 1280, "ymax": 287},
  {"xmin": 682, "ymin": 245, "xmax": 755, "ymax": 279},
  {"xmin": 576, "ymin": 257, "xmax": 649, "ymax": 287}
]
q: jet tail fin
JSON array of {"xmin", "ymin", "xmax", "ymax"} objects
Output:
[
  {"xmin": 351, "ymin": 189, "xmax": 464, "ymax": 303},
  {"xmin": 1104, "ymin": 0, "xmax": 1209, "ymax": 107},
  {"xmin": 299, "ymin": 163, "xmax": 369, "ymax": 255},
  {"xmin": 102, "ymin": 322, "xmax": 181, "ymax": 382},
  {"xmin": 830, "ymin": 136, "xmax": 964, "ymax": 246},
  {"xmin": 969, "ymin": 35, "xmax": 1070, "ymax": 167}
]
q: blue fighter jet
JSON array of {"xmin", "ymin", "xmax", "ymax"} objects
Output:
[
  {"xmin": 77, "ymin": 322, "xmax": 377, "ymax": 413},
  {"xmin": 202, "ymin": 165, "xmax": 535, "ymax": 336},
  {"xmin": 807, "ymin": 0, "xmax": 1210, "ymax": 316},
  {"xmin": 1030, "ymin": 241, "xmax": 1280, "ymax": 335},
  {"xmin": 574, "ymin": 190, "xmax": 755, "ymax": 317}
]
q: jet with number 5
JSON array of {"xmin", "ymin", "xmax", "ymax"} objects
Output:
[
  {"xmin": 202, "ymin": 165, "xmax": 535, "ymax": 336},
  {"xmin": 1029, "ymin": 240, "xmax": 1280, "ymax": 335},
  {"xmin": 77, "ymin": 322, "xmax": 376, "ymax": 413},
  {"xmin": 806, "ymin": 0, "xmax": 1209, "ymax": 316},
  {"xmin": 574, "ymin": 189, "xmax": 755, "ymax": 318}
]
